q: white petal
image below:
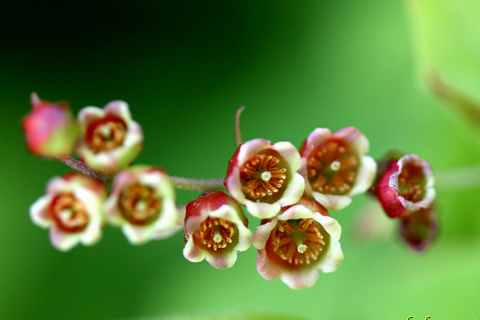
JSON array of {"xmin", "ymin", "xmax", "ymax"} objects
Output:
[
  {"xmin": 245, "ymin": 201, "xmax": 281, "ymax": 219},
  {"xmin": 183, "ymin": 237, "xmax": 205, "ymax": 263},
  {"xmin": 29, "ymin": 196, "xmax": 51, "ymax": 228},
  {"xmin": 280, "ymin": 269, "xmax": 319, "ymax": 290},
  {"xmin": 50, "ymin": 227, "xmax": 80, "ymax": 252},
  {"xmin": 349, "ymin": 155, "xmax": 377, "ymax": 196},
  {"xmin": 312, "ymin": 192, "xmax": 352, "ymax": 211}
]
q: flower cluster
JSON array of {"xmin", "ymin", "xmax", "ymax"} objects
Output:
[{"xmin": 24, "ymin": 94, "xmax": 437, "ymax": 289}]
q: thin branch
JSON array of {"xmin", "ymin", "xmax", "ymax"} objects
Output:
[
  {"xmin": 170, "ymin": 176, "xmax": 226, "ymax": 192},
  {"xmin": 58, "ymin": 156, "xmax": 114, "ymax": 185},
  {"xmin": 235, "ymin": 106, "xmax": 246, "ymax": 146}
]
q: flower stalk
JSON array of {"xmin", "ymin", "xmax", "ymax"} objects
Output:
[{"xmin": 58, "ymin": 156, "xmax": 114, "ymax": 185}]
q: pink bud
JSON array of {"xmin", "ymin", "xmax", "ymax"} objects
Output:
[{"xmin": 22, "ymin": 93, "xmax": 79, "ymax": 158}]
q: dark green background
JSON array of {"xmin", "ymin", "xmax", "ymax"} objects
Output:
[{"xmin": 1, "ymin": 1, "xmax": 480, "ymax": 319}]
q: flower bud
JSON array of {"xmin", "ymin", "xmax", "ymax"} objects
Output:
[{"xmin": 22, "ymin": 93, "xmax": 79, "ymax": 158}]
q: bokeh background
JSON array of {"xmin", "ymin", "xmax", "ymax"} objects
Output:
[{"xmin": 1, "ymin": 1, "xmax": 480, "ymax": 319}]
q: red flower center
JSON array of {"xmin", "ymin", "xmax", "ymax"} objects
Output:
[
  {"xmin": 49, "ymin": 193, "xmax": 89, "ymax": 233},
  {"xmin": 194, "ymin": 217, "xmax": 236, "ymax": 252},
  {"xmin": 307, "ymin": 140, "xmax": 359, "ymax": 195},
  {"xmin": 240, "ymin": 152, "xmax": 288, "ymax": 202},
  {"xmin": 266, "ymin": 218, "xmax": 328, "ymax": 268},
  {"xmin": 398, "ymin": 162, "xmax": 425, "ymax": 202},
  {"xmin": 119, "ymin": 183, "xmax": 162, "ymax": 226},
  {"xmin": 85, "ymin": 115, "xmax": 127, "ymax": 153}
]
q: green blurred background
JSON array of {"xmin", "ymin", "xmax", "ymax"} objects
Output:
[{"xmin": 2, "ymin": 1, "xmax": 480, "ymax": 319}]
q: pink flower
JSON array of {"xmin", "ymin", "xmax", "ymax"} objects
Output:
[
  {"xmin": 183, "ymin": 192, "xmax": 252, "ymax": 269},
  {"xmin": 76, "ymin": 100, "xmax": 143, "ymax": 174},
  {"xmin": 375, "ymin": 154, "xmax": 435, "ymax": 219},
  {"xmin": 22, "ymin": 93, "xmax": 79, "ymax": 158},
  {"xmin": 300, "ymin": 127, "xmax": 377, "ymax": 210},
  {"xmin": 224, "ymin": 139, "xmax": 305, "ymax": 219},
  {"xmin": 104, "ymin": 165, "xmax": 181, "ymax": 244},
  {"xmin": 30, "ymin": 173, "xmax": 107, "ymax": 251},
  {"xmin": 253, "ymin": 197, "xmax": 343, "ymax": 289}
]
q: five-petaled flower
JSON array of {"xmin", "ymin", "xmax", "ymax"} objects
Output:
[
  {"xmin": 22, "ymin": 93, "xmax": 79, "ymax": 158},
  {"xmin": 30, "ymin": 172, "xmax": 107, "ymax": 251},
  {"xmin": 76, "ymin": 100, "xmax": 143, "ymax": 174},
  {"xmin": 253, "ymin": 197, "xmax": 343, "ymax": 289},
  {"xmin": 104, "ymin": 165, "xmax": 181, "ymax": 244},
  {"xmin": 183, "ymin": 192, "xmax": 253, "ymax": 269},
  {"xmin": 224, "ymin": 139, "xmax": 305, "ymax": 219},
  {"xmin": 375, "ymin": 154, "xmax": 435, "ymax": 219},
  {"xmin": 300, "ymin": 127, "xmax": 377, "ymax": 210}
]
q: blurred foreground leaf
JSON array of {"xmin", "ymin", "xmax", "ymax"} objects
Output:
[{"xmin": 407, "ymin": 0, "xmax": 480, "ymax": 132}]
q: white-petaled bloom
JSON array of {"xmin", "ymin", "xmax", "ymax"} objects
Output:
[
  {"xmin": 104, "ymin": 165, "xmax": 181, "ymax": 245},
  {"xmin": 224, "ymin": 139, "xmax": 305, "ymax": 219},
  {"xmin": 254, "ymin": 197, "xmax": 343, "ymax": 289},
  {"xmin": 300, "ymin": 127, "xmax": 377, "ymax": 210},
  {"xmin": 30, "ymin": 173, "xmax": 107, "ymax": 251},
  {"xmin": 184, "ymin": 192, "xmax": 252, "ymax": 269},
  {"xmin": 76, "ymin": 100, "xmax": 143, "ymax": 174}
]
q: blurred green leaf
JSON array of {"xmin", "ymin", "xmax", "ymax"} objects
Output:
[{"xmin": 408, "ymin": 0, "xmax": 480, "ymax": 132}]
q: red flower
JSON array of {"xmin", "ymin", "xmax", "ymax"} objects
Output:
[{"xmin": 375, "ymin": 154, "xmax": 435, "ymax": 219}]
